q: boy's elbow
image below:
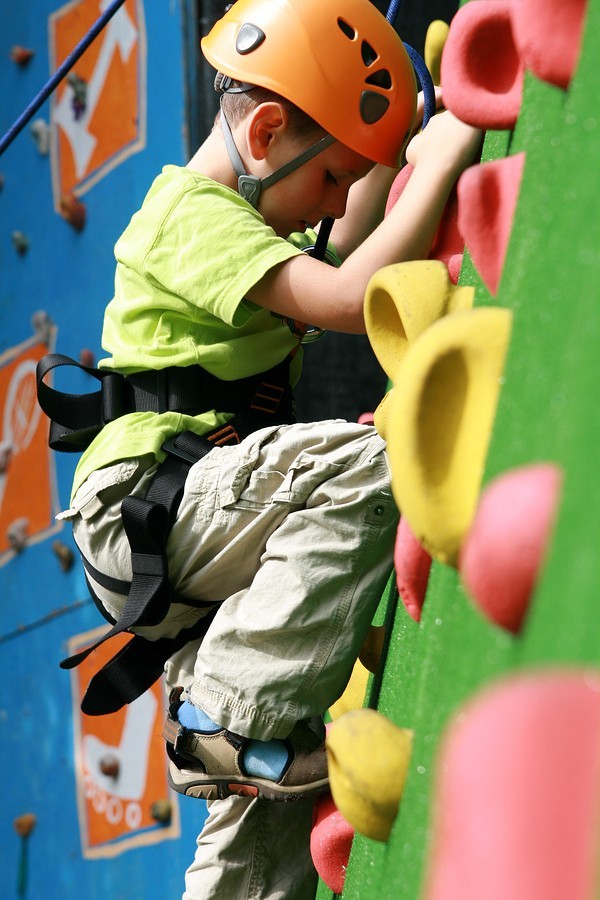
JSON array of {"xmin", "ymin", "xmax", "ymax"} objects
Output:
[{"xmin": 331, "ymin": 294, "xmax": 367, "ymax": 335}]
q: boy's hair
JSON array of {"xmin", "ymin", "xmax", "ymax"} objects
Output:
[{"xmin": 218, "ymin": 82, "xmax": 325, "ymax": 142}]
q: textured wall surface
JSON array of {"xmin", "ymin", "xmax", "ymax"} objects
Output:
[{"xmin": 319, "ymin": 0, "xmax": 600, "ymax": 896}]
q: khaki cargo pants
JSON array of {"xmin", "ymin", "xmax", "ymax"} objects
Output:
[{"xmin": 67, "ymin": 420, "xmax": 398, "ymax": 899}]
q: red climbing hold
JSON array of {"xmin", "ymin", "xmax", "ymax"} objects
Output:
[
  {"xmin": 511, "ymin": 0, "xmax": 589, "ymax": 90},
  {"xmin": 441, "ymin": 0, "xmax": 524, "ymax": 130},
  {"xmin": 457, "ymin": 153, "xmax": 526, "ymax": 295},
  {"xmin": 79, "ymin": 348, "xmax": 95, "ymax": 368},
  {"xmin": 59, "ymin": 192, "xmax": 86, "ymax": 231},
  {"xmin": 386, "ymin": 165, "xmax": 464, "ymax": 284},
  {"xmin": 10, "ymin": 46, "xmax": 34, "ymax": 67},
  {"xmin": 311, "ymin": 792, "xmax": 354, "ymax": 895},
  {"xmin": 394, "ymin": 517, "xmax": 432, "ymax": 623}
]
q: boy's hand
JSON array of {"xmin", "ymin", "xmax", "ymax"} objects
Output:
[
  {"xmin": 406, "ymin": 109, "xmax": 483, "ymax": 178},
  {"xmin": 414, "ymin": 85, "xmax": 444, "ymax": 128}
]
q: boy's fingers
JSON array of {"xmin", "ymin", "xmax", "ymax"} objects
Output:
[
  {"xmin": 414, "ymin": 86, "xmax": 444, "ymax": 124},
  {"xmin": 404, "ymin": 110, "xmax": 483, "ymax": 171}
]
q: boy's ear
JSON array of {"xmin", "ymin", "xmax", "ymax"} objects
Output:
[{"xmin": 246, "ymin": 102, "xmax": 288, "ymax": 161}]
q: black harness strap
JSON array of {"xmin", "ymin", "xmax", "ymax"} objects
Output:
[
  {"xmin": 36, "ymin": 354, "xmax": 294, "ymax": 452},
  {"xmin": 61, "ymin": 432, "xmax": 214, "ymax": 667},
  {"xmin": 60, "ymin": 431, "xmax": 221, "ymax": 715},
  {"xmin": 78, "ymin": 609, "xmax": 220, "ymax": 716},
  {"xmin": 79, "ymin": 551, "xmax": 216, "ymax": 614}
]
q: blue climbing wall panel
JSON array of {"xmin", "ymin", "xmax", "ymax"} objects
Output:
[{"xmin": 0, "ymin": 2, "xmax": 209, "ymax": 896}]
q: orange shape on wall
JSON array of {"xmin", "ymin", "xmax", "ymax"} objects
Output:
[
  {"xmin": 69, "ymin": 626, "xmax": 180, "ymax": 858},
  {"xmin": 0, "ymin": 334, "xmax": 60, "ymax": 565},
  {"xmin": 49, "ymin": 0, "xmax": 147, "ymax": 204}
]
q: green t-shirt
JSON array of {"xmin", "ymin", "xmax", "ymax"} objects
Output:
[{"xmin": 72, "ymin": 165, "xmax": 332, "ymax": 496}]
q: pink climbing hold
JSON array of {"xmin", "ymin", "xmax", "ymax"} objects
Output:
[
  {"xmin": 394, "ymin": 517, "xmax": 432, "ymax": 623},
  {"xmin": 510, "ymin": 0, "xmax": 589, "ymax": 90},
  {"xmin": 425, "ymin": 670, "xmax": 600, "ymax": 900},
  {"xmin": 385, "ymin": 164, "xmax": 412, "ymax": 217},
  {"xmin": 386, "ymin": 165, "xmax": 463, "ymax": 284},
  {"xmin": 457, "ymin": 152, "xmax": 525, "ymax": 295},
  {"xmin": 429, "ymin": 184, "xmax": 463, "ymax": 285},
  {"xmin": 441, "ymin": 0, "xmax": 524, "ymax": 130},
  {"xmin": 459, "ymin": 463, "xmax": 562, "ymax": 633},
  {"xmin": 310, "ymin": 792, "xmax": 355, "ymax": 895}
]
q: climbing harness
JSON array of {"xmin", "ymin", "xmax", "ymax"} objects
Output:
[{"xmin": 37, "ymin": 355, "xmax": 296, "ymax": 716}]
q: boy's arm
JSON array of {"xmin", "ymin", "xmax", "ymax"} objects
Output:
[
  {"xmin": 330, "ymin": 89, "xmax": 444, "ymax": 260},
  {"xmin": 247, "ymin": 111, "xmax": 482, "ymax": 334},
  {"xmin": 329, "ymin": 163, "xmax": 399, "ymax": 261}
]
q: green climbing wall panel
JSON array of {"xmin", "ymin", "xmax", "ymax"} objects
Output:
[{"xmin": 319, "ymin": 0, "xmax": 600, "ymax": 896}]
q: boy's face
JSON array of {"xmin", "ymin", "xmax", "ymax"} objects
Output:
[{"xmin": 257, "ymin": 135, "xmax": 374, "ymax": 238}]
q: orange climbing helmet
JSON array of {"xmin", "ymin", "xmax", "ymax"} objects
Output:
[{"xmin": 201, "ymin": 0, "xmax": 417, "ymax": 168}]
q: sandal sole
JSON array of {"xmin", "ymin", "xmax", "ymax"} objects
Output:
[{"xmin": 167, "ymin": 758, "xmax": 329, "ymax": 802}]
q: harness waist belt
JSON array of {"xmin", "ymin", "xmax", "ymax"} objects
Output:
[{"xmin": 36, "ymin": 354, "xmax": 294, "ymax": 452}]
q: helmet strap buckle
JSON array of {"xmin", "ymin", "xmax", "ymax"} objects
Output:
[{"xmin": 237, "ymin": 174, "xmax": 262, "ymax": 206}]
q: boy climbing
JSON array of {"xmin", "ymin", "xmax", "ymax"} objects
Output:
[{"xmin": 43, "ymin": 0, "xmax": 482, "ymax": 895}]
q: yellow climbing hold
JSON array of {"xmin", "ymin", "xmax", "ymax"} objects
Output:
[
  {"xmin": 328, "ymin": 625, "xmax": 387, "ymax": 720},
  {"xmin": 425, "ymin": 20, "xmax": 450, "ymax": 86},
  {"xmin": 326, "ymin": 708, "xmax": 413, "ymax": 842},
  {"xmin": 373, "ymin": 389, "xmax": 394, "ymax": 441},
  {"xmin": 364, "ymin": 260, "xmax": 474, "ymax": 383},
  {"xmin": 329, "ymin": 658, "xmax": 371, "ymax": 720},
  {"xmin": 385, "ymin": 306, "xmax": 513, "ymax": 566}
]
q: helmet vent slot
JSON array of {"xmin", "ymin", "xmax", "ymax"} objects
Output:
[
  {"xmin": 361, "ymin": 40, "xmax": 379, "ymax": 67},
  {"xmin": 365, "ymin": 68, "xmax": 392, "ymax": 90},
  {"xmin": 337, "ymin": 18, "xmax": 356, "ymax": 40}
]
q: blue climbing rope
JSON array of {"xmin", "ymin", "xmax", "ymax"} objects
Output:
[
  {"xmin": 403, "ymin": 43, "xmax": 436, "ymax": 129},
  {"xmin": 385, "ymin": 0, "xmax": 436, "ymax": 129},
  {"xmin": 0, "ymin": 0, "xmax": 128, "ymax": 158},
  {"xmin": 385, "ymin": 0, "xmax": 404, "ymax": 27}
]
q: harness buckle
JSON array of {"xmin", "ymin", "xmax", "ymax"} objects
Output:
[{"xmin": 250, "ymin": 381, "xmax": 285, "ymax": 415}]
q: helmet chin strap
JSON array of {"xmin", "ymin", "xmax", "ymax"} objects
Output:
[{"xmin": 220, "ymin": 108, "xmax": 335, "ymax": 208}]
